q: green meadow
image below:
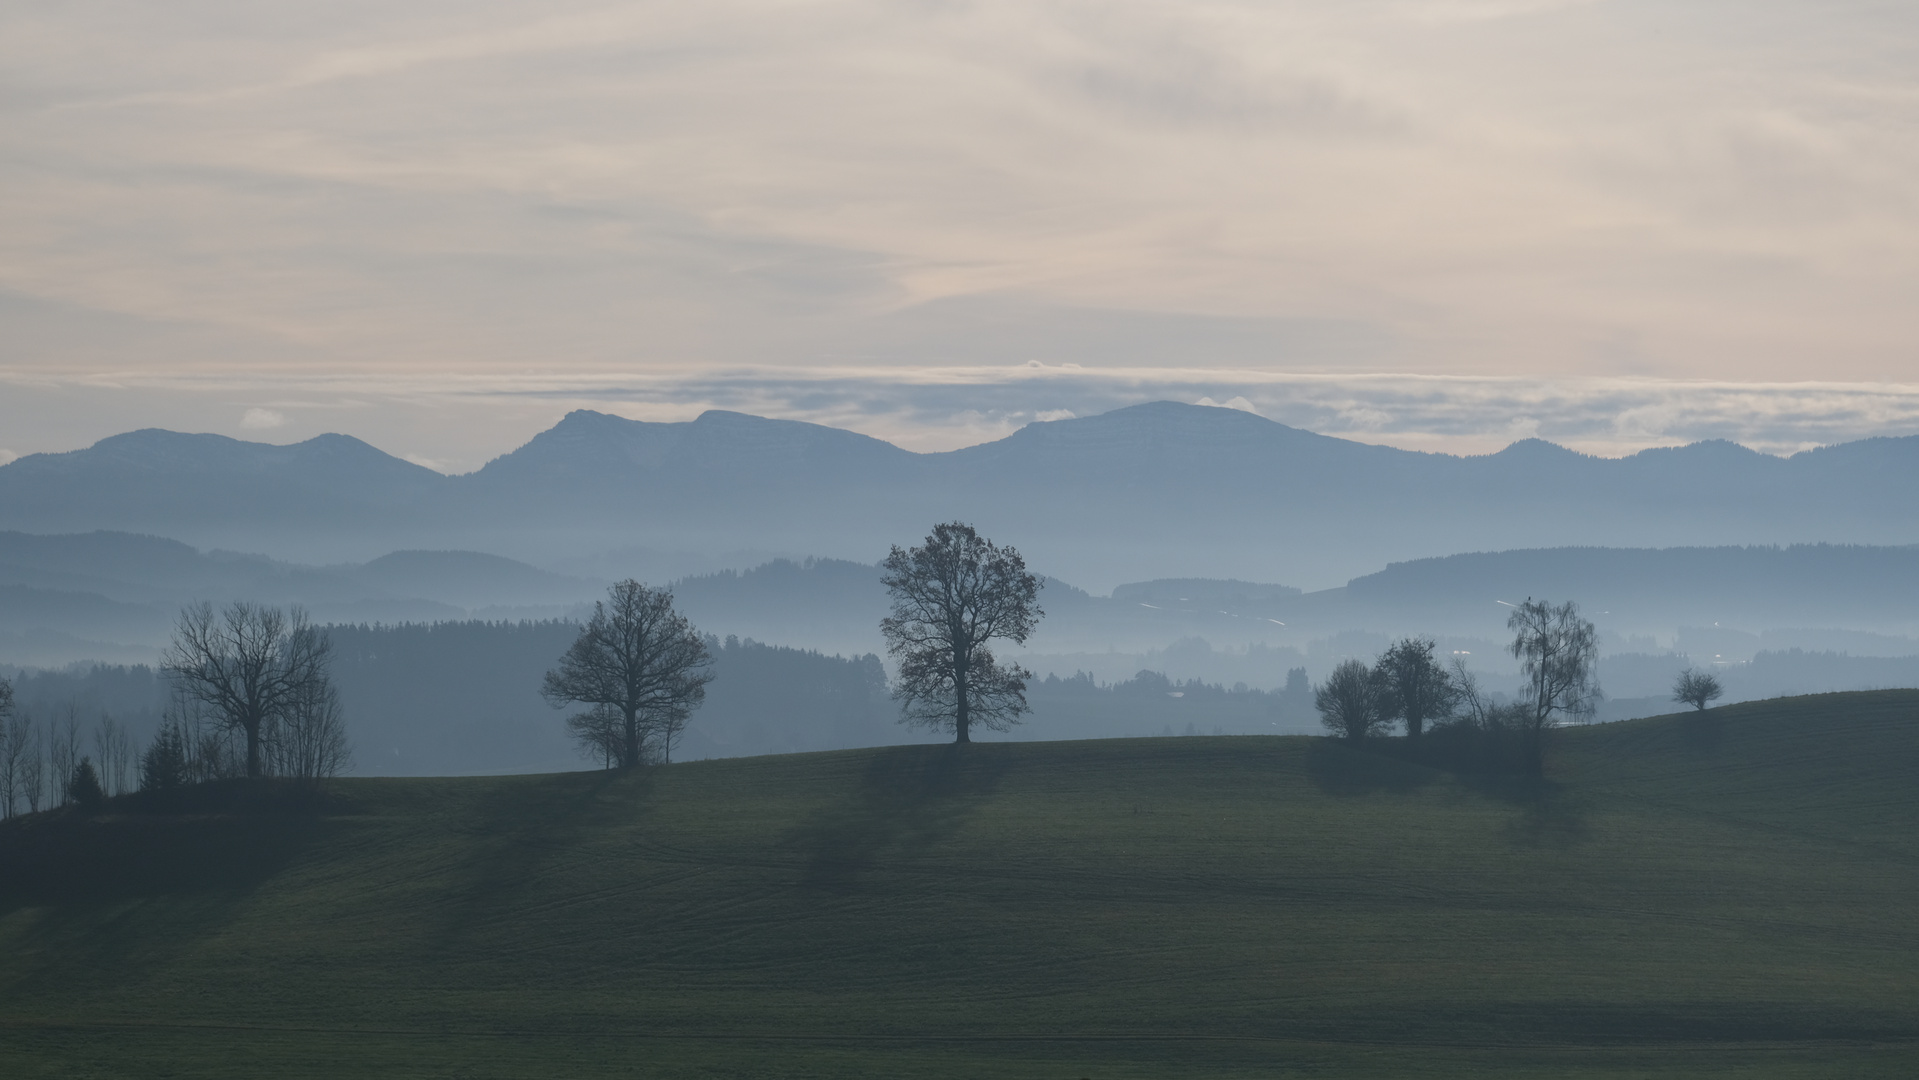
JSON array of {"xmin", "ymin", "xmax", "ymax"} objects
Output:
[{"xmin": 3, "ymin": 690, "xmax": 1917, "ymax": 1078}]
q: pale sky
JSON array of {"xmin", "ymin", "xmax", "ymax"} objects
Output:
[{"xmin": 3, "ymin": 0, "xmax": 1917, "ymax": 472}]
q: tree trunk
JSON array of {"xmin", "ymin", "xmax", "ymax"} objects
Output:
[
  {"xmin": 623, "ymin": 709, "xmax": 641, "ymax": 769},
  {"xmin": 244, "ymin": 720, "xmax": 262, "ymax": 779},
  {"xmin": 953, "ymin": 647, "xmax": 971, "ymax": 743}
]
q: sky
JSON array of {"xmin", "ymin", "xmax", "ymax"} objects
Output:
[{"xmin": 3, "ymin": 0, "xmax": 1917, "ymax": 473}]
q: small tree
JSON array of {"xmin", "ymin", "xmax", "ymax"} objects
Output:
[
  {"xmin": 1316, "ymin": 659, "xmax": 1387, "ymax": 741},
  {"xmin": 880, "ymin": 522, "xmax": 1043, "ymax": 743},
  {"xmin": 1673, "ymin": 668, "xmax": 1723, "ymax": 712},
  {"xmin": 141, "ymin": 720, "xmax": 190, "ymax": 792},
  {"xmin": 1508, "ymin": 598, "xmax": 1601, "ymax": 776},
  {"xmin": 1375, "ymin": 637, "xmax": 1458, "ymax": 739},
  {"xmin": 162, "ymin": 602, "xmax": 336, "ymax": 779},
  {"xmin": 543, "ymin": 580, "xmax": 713, "ymax": 768},
  {"xmin": 67, "ymin": 756, "xmax": 106, "ymax": 811}
]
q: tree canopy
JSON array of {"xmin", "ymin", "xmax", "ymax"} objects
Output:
[
  {"xmin": 880, "ymin": 522, "xmax": 1043, "ymax": 743},
  {"xmin": 543, "ymin": 580, "xmax": 713, "ymax": 767},
  {"xmin": 1507, "ymin": 598, "xmax": 1600, "ymax": 775}
]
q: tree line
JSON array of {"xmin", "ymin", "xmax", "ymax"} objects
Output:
[
  {"xmin": 1311, "ymin": 598, "xmax": 1603, "ymax": 775},
  {"xmin": 0, "ymin": 519, "xmax": 1744, "ymax": 804},
  {"xmin": 0, "ymin": 600, "xmax": 352, "ymax": 817}
]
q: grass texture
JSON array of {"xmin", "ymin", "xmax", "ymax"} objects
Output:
[{"xmin": 2, "ymin": 690, "xmax": 1917, "ymax": 1077}]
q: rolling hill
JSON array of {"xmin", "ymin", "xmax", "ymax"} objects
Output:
[{"xmin": 2, "ymin": 691, "xmax": 1915, "ymax": 1078}]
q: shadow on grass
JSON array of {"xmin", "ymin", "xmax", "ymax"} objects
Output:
[
  {"xmin": 0, "ymin": 780, "xmax": 353, "ymax": 994},
  {"xmin": 1304, "ymin": 738, "xmax": 1440, "ymax": 797},
  {"xmin": 1678, "ymin": 709, "xmax": 1726, "ymax": 757},
  {"xmin": 0, "ymin": 779, "xmax": 348, "ymax": 909},
  {"xmin": 787, "ymin": 743, "xmax": 1011, "ymax": 890},
  {"xmin": 1306, "ymin": 736, "xmax": 1591, "ymax": 846},
  {"xmin": 428, "ymin": 768, "xmax": 632, "ymax": 946}
]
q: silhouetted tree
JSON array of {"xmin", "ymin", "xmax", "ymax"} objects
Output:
[
  {"xmin": 163, "ymin": 602, "xmax": 337, "ymax": 779},
  {"xmin": 48, "ymin": 706, "xmax": 80, "ymax": 807},
  {"xmin": 1507, "ymin": 598, "xmax": 1600, "ymax": 776},
  {"xmin": 543, "ymin": 580, "xmax": 713, "ymax": 767},
  {"xmin": 17, "ymin": 717, "xmax": 46, "ymax": 814},
  {"xmin": 140, "ymin": 720, "xmax": 190, "ymax": 792},
  {"xmin": 1673, "ymin": 668, "xmax": 1723, "ymax": 712},
  {"xmin": 1375, "ymin": 636, "xmax": 1457, "ymax": 739},
  {"xmin": 92, "ymin": 713, "xmax": 132, "ymax": 797},
  {"xmin": 880, "ymin": 522, "xmax": 1043, "ymax": 743},
  {"xmin": 0, "ymin": 680, "xmax": 20, "ymax": 817},
  {"xmin": 67, "ymin": 756, "xmax": 105, "ymax": 810},
  {"xmin": 1316, "ymin": 659, "xmax": 1387, "ymax": 741},
  {"xmin": 268, "ymin": 678, "xmax": 352, "ymax": 782}
]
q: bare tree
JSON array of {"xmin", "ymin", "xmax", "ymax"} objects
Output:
[
  {"xmin": 1673, "ymin": 668, "xmax": 1724, "ymax": 712},
  {"xmin": 1375, "ymin": 637, "xmax": 1458, "ymax": 739},
  {"xmin": 0, "ymin": 681, "xmax": 20, "ymax": 818},
  {"xmin": 543, "ymin": 580, "xmax": 713, "ymax": 768},
  {"xmin": 49, "ymin": 705, "xmax": 80, "ymax": 807},
  {"xmin": 564, "ymin": 704, "xmax": 625, "ymax": 770},
  {"xmin": 165, "ymin": 685, "xmax": 242, "ymax": 783},
  {"xmin": 269, "ymin": 678, "xmax": 353, "ymax": 782},
  {"xmin": 881, "ymin": 523, "xmax": 1043, "ymax": 744},
  {"xmin": 1315, "ymin": 658, "xmax": 1388, "ymax": 741},
  {"xmin": 1507, "ymin": 598, "xmax": 1601, "ymax": 776},
  {"xmin": 92, "ymin": 712, "xmax": 133, "ymax": 797},
  {"xmin": 162, "ymin": 602, "xmax": 336, "ymax": 779},
  {"xmin": 20, "ymin": 717, "xmax": 45, "ymax": 814}
]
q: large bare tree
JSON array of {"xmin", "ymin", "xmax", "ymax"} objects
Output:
[
  {"xmin": 543, "ymin": 580, "xmax": 713, "ymax": 767},
  {"xmin": 1507, "ymin": 598, "xmax": 1600, "ymax": 775},
  {"xmin": 162, "ymin": 601, "xmax": 336, "ymax": 779},
  {"xmin": 880, "ymin": 522, "xmax": 1043, "ymax": 743}
]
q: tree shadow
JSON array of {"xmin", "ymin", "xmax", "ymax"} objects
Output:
[
  {"xmin": 785, "ymin": 743, "xmax": 1011, "ymax": 891},
  {"xmin": 0, "ymin": 781, "xmax": 354, "ymax": 993},
  {"xmin": 1303, "ymin": 739, "xmax": 1441, "ymax": 797},
  {"xmin": 1303, "ymin": 736, "xmax": 1591, "ymax": 846},
  {"xmin": 0, "ymin": 780, "xmax": 349, "ymax": 909},
  {"xmin": 1678, "ymin": 709, "xmax": 1725, "ymax": 757},
  {"xmin": 428, "ymin": 768, "xmax": 632, "ymax": 947}
]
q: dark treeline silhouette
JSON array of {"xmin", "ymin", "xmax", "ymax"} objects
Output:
[
  {"xmin": 1315, "ymin": 601, "xmax": 1601, "ymax": 777},
  {"xmin": 1021, "ymin": 669, "xmax": 1316, "ymax": 738}
]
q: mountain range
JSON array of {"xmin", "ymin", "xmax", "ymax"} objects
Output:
[{"xmin": 5, "ymin": 402, "xmax": 1917, "ymax": 589}]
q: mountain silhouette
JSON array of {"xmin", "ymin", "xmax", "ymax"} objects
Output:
[{"xmin": 4, "ymin": 402, "xmax": 1916, "ymax": 587}]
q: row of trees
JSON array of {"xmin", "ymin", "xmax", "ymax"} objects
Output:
[
  {"xmin": 541, "ymin": 522, "xmax": 1047, "ymax": 766},
  {"xmin": 0, "ymin": 687, "xmax": 139, "ymax": 816},
  {"xmin": 1316, "ymin": 599, "xmax": 1603, "ymax": 775},
  {"xmin": 0, "ymin": 601, "xmax": 351, "ymax": 817}
]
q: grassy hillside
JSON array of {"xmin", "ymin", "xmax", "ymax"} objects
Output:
[{"xmin": 3, "ymin": 691, "xmax": 1917, "ymax": 1078}]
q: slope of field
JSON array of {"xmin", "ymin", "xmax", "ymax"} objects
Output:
[{"xmin": 2, "ymin": 691, "xmax": 1917, "ymax": 1078}]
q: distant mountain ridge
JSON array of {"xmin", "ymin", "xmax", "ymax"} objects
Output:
[{"xmin": 4, "ymin": 403, "xmax": 1916, "ymax": 587}]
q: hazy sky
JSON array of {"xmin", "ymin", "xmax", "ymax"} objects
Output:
[{"xmin": 4, "ymin": 0, "xmax": 1917, "ymax": 472}]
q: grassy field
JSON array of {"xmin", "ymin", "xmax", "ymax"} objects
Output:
[{"xmin": 2, "ymin": 690, "xmax": 1917, "ymax": 1078}]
